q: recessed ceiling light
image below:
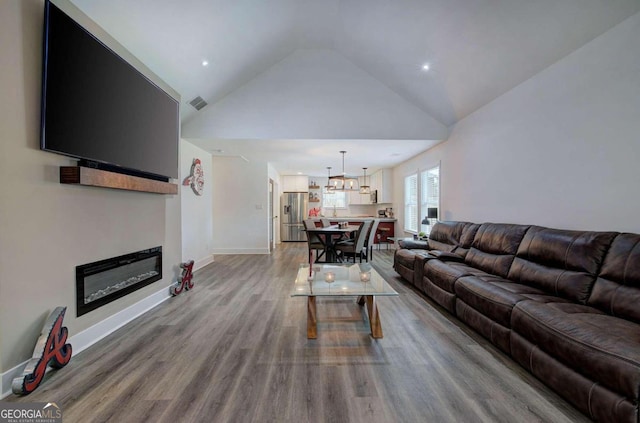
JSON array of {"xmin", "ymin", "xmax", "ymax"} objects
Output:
[
  {"xmin": 212, "ymin": 149, "xmax": 223, "ymax": 153},
  {"xmin": 202, "ymin": 60, "xmax": 209, "ymax": 67},
  {"xmin": 297, "ymin": 172, "xmax": 303, "ymax": 175},
  {"xmin": 421, "ymin": 63, "xmax": 430, "ymax": 71}
]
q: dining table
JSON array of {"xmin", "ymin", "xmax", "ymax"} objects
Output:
[{"xmin": 305, "ymin": 224, "xmax": 361, "ymax": 262}]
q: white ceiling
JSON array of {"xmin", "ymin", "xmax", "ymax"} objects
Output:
[{"xmin": 70, "ymin": 0, "xmax": 640, "ymax": 175}]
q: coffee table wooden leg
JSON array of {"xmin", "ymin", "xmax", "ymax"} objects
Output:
[
  {"xmin": 307, "ymin": 296, "xmax": 317, "ymax": 339},
  {"xmin": 365, "ymin": 296, "xmax": 383, "ymax": 338}
]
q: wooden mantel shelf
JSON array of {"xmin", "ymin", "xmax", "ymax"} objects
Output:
[{"xmin": 60, "ymin": 166, "xmax": 178, "ymax": 194}]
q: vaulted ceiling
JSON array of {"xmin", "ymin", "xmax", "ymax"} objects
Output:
[{"xmin": 69, "ymin": 0, "xmax": 640, "ymax": 175}]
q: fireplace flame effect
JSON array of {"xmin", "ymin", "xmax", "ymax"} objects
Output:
[{"xmin": 84, "ymin": 270, "xmax": 159, "ymax": 304}]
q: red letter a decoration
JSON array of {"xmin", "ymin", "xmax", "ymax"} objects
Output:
[
  {"xmin": 12, "ymin": 306, "xmax": 72, "ymax": 395},
  {"xmin": 170, "ymin": 260, "xmax": 195, "ymax": 296}
]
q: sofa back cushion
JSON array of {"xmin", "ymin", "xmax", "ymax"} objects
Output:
[
  {"xmin": 428, "ymin": 221, "xmax": 466, "ymax": 253},
  {"xmin": 465, "ymin": 223, "xmax": 530, "ymax": 278},
  {"xmin": 508, "ymin": 226, "xmax": 617, "ymax": 304},
  {"xmin": 454, "ymin": 223, "xmax": 481, "ymax": 258},
  {"xmin": 588, "ymin": 233, "xmax": 640, "ymax": 322}
]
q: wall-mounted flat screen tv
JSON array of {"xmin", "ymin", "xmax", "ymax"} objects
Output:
[{"xmin": 41, "ymin": 0, "xmax": 179, "ymax": 181}]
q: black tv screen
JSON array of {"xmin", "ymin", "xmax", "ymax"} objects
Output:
[{"xmin": 41, "ymin": 1, "xmax": 179, "ymax": 180}]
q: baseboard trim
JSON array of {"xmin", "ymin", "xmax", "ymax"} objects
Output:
[
  {"xmin": 212, "ymin": 248, "xmax": 269, "ymax": 255},
  {"xmin": 194, "ymin": 254, "xmax": 214, "ymax": 271},
  {"xmin": 1, "ymin": 286, "xmax": 171, "ymax": 399},
  {"xmin": 1, "ymin": 362, "xmax": 25, "ymax": 400}
]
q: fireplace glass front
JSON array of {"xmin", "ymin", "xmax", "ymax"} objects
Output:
[{"xmin": 76, "ymin": 247, "xmax": 162, "ymax": 316}]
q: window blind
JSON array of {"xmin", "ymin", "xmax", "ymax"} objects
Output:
[
  {"xmin": 420, "ymin": 165, "xmax": 440, "ymax": 234},
  {"xmin": 404, "ymin": 174, "xmax": 418, "ymax": 232}
]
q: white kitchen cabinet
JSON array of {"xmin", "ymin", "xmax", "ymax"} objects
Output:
[
  {"xmin": 282, "ymin": 175, "xmax": 309, "ymax": 192},
  {"xmin": 348, "ymin": 177, "xmax": 372, "ymax": 205},
  {"xmin": 372, "ymin": 169, "xmax": 392, "ymax": 203},
  {"xmin": 348, "ymin": 192, "xmax": 370, "ymax": 205},
  {"xmin": 369, "ymin": 171, "xmax": 380, "ymax": 194}
]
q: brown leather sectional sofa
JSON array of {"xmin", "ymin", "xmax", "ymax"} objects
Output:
[{"xmin": 393, "ymin": 221, "xmax": 640, "ymax": 423}]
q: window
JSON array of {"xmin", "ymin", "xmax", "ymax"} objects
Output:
[
  {"xmin": 404, "ymin": 174, "xmax": 418, "ymax": 233},
  {"xmin": 404, "ymin": 164, "xmax": 441, "ymax": 235},
  {"xmin": 420, "ymin": 165, "xmax": 440, "ymax": 235},
  {"xmin": 322, "ymin": 190, "xmax": 347, "ymax": 209}
]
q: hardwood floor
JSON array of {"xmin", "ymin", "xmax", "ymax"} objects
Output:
[{"xmin": 6, "ymin": 244, "xmax": 589, "ymax": 422}]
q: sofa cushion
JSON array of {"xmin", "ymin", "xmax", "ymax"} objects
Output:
[
  {"xmin": 424, "ymin": 260, "xmax": 489, "ymax": 293},
  {"xmin": 508, "ymin": 226, "xmax": 617, "ymax": 304},
  {"xmin": 428, "ymin": 250, "xmax": 464, "ymax": 262},
  {"xmin": 427, "ymin": 221, "xmax": 466, "ymax": 252},
  {"xmin": 465, "ymin": 223, "xmax": 530, "ymax": 278},
  {"xmin": 454, "ymin": 223, "xmax": 481, "ymax": 258},
  {"xmin": 455, "ymin": 275, "xmax": 568, "ymax": 327},
  {"xmin": 588, "ymin": 233, "xmax": 640, "ymax": 323},
  {"xmin": 512, "ymin": 300, "xmax": 640, "ymax": 400}
]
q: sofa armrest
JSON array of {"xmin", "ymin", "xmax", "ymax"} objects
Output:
[
  {"xmin": 429, "ymin": 250, "xmax": 464, "ymax": 262},
  {"xmin": 413, "ymin": 251, "xmax": 440, "ymax": 283},
  {"xmin": 398, "ymin": 239, "xmax": 429, "ymax": 250}
]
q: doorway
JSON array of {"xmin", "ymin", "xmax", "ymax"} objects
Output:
[{"xmin": 269, "ymin": 178, "xmax": 276, "ymax": 252}]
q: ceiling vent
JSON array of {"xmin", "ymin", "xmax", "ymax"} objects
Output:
[{"xmin": 188, "ymin": 96, "xmax": 208, "ymax": 111}]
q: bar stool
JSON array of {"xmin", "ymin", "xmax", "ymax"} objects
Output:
[{"xmin": 376, "ymin": 226, "xmax": 391, "ymax": 250}]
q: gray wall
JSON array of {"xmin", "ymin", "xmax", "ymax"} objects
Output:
[{"xmin": 0, "ymin": 0, "xmax": 182, "ymax": 372}]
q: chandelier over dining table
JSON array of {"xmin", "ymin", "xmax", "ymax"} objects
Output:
[{"xmin": 326, "ymin": 151, "xmax": 360, "ymax": 191}]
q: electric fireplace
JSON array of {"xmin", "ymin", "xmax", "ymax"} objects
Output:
[{"xmin": 76, "ymin": 247, "xmax": 162, "ymax": 316}]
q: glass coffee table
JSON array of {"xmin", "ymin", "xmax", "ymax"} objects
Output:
[{"xmin": 291, "ymin": 263, "xmax": 398, "ymax": 339}]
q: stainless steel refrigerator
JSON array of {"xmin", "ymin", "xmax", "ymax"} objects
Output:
[{"xmin": 281, "ymin": 192, "xmax": 308, "ymax": 242}]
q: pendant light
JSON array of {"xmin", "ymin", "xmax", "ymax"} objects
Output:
[
  {"xmin": 324, "ymin": 167, "xmax": 335, "ymax": 192},
  {"xmin": 359, "ymin": 168, "xmax": 371, "ymax": 194},
  {"xmin": 328, "ymin": 151, "xmax": 359, "ymax": 191}
]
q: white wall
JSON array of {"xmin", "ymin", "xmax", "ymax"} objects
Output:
[
  {"xmin": 182, "ymin": 49, "xmax": 448, "ymax": 141},
  {"xmin": 394, "ymin": 11, "xmax": 640, "ymax": 234},
  {"xmin": 0, "ymin": 0, "xmax": 181, "ymax": 373},
  {"xmin": 212, "ymin": 157, "xmax": 270, "ymax": 254},
  {"xmin": 180, "ymin": 140, "xmax": 214, "ymax": 269}
]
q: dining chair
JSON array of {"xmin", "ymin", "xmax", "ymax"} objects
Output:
[
  {"xmin": 335, "ymin": 220, "xmax": 372, "ymax": 263},
  {"xmin": 362, "ymin": 219, "xmax": 380, "ymax": 262},
  {"xmin": 336, "ymin": 221, "xmax": 362, "ymax": 243},
  {"xmin": 320, "ymin": 218, "xmax": 331, "ymax": 227},
  {"xmin": 303, "ymin": 219, "xmax": 325, "ymax": 263}
]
